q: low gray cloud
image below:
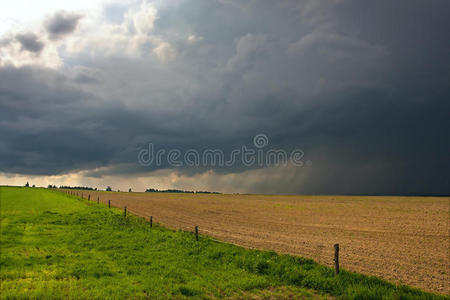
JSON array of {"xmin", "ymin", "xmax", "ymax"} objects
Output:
[
  {"xmin": 15, "ymin": 33, "xmax": 45, "ymax": 53},
  {"xmin": 1, "ymin": 0, "xmax": 449, "ymax": 195},
  {"xmin": 45, "ymin": 11, "xmax": 83, "ymax": 40}
]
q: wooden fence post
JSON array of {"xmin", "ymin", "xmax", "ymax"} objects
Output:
[
  {"xmin": 334, "ymin": 243, "xmax": 339, "ymax": 275},
  {"xmin": 88, "ymin": 194, "xmax": 90, "ymax": 201},
  {"xmin": 124, "ymin": 206, "xmax": 127, "ymax": 217},
  {"xmin": 108, "ymin": 200, "xmax": 111, "ymax": 208},
  {"xmin": 150, "ymin": 216, "xmax": 153, "ymax": 228},
  {"xmin": 195, "ymin": 226, "xmax": 199, "ymax": 241},
  {"xmin": 97, "ymin": 196, "xmax": 99, "ymax": 204}
]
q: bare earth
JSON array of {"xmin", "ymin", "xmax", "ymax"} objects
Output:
[{"xmin": 71, "ymin": 191, "xmax": 449, "ymax": 294}]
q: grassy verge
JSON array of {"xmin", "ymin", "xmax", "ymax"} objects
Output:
[{"xmin": 0, "ymin": 187, "xmax": 447, "ymax": 299}]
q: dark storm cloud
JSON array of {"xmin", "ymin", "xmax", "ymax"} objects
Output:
[
  {"xmin": 0, "ymin": 66, "xmax": 115, "ymax": 174},
  {"xmin": 15, "ymin": 33, "xmax": 45, "ymax": 53},
  {"xmin": 45, "ymin": 11, "xmax": 83, "ymax": 40},
  {"xmin": 1, "ymin": 0, "xmax": 449, "ymax": 194}
]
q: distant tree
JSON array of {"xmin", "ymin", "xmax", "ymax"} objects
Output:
[
  {"xmin": 48, "ymin": 185, "xmax": 53, "ymax": 189},
  {"xmin": 25, "ymin": 182, "xmax": 29, "ymax": 187},
  {"xmin": 32, "ymin": 184, "xmax": 35, "ymax": 188},
  {"xmin": 106, "ymin": 186, "xmax": 112, "ymax": 192},
  {"xmin": 129, "ymin": 188, "xmax": 132, "ymax": 192}
]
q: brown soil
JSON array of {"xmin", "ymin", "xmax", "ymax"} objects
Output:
[{"xmin": 70, "ymin": 191, "xmax": 450, "ymax": 294}]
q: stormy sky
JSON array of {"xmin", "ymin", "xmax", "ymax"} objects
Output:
[{"xmin": 1, "ymin": 0, "xmax": 449, "ymax": 194}]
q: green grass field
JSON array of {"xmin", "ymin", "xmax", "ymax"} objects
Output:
[{"xmin": 0, "ymin": 187, "xmax": 447, "ymax": 299}]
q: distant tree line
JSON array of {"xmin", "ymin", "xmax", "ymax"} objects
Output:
[
  {"xmin": 195, "ymin": 191, "xmax": 221, "ymax": 194},
  {"xmin": 145, "ymin": 188, "xmax": 220, "ymax": 194},
  {"xmin": 58, "ymin": 186, "xmax": 97, "ymax": 190}
]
